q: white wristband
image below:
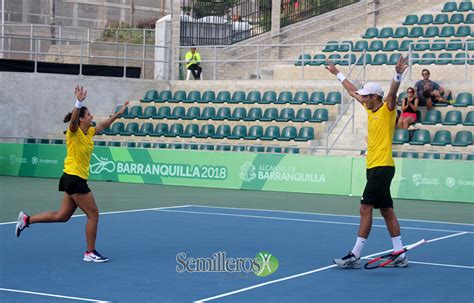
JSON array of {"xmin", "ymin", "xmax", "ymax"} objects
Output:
[
  {"xmin": 75, "ymin": 100, "xmax": 84, "ymax": 108},
  {"xmin": 393, "ymin": 73, "xmax": 402, "ymax": 83},
  {"xmin": 336, "ymin": 72, "xmax": 347, "ymax": 83}
]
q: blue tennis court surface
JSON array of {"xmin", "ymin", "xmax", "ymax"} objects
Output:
[{"xmin": 1, "ymin": 205, "xmax": 473, "ymax": 303}]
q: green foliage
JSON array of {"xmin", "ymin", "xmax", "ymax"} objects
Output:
[{"xmin": 100, "ymin": 21, "xmax": 155, "ymax": 45}]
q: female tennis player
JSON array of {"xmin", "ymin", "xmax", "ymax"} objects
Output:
[{"xmin": 15, "ymin": 85, "xmax": 129, "ymax": 263}]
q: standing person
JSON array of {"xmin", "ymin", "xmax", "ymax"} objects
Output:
[
  {"xmin": 397, "ymin": 87, "xmax": 419, "ymax": 129},
  {"xmin": 15, "ymin": 85, "xmax": 129, "ymax": 263},
  {"xmin": 185, "ymin": 44, "xmax": 202, "ymax": 80},
  {"xmin": 326, "ymin": 57, "xmax": 409, "ymax": 268}
]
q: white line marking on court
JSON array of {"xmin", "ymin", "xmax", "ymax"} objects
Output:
[
  {"xmin": 156, "ymin": 209, "xmax": 474, "ymax": 234},
  {"xmin": 189, "ymin": 205, "xmax": 474, "ymax": 227},
  {"xmin": 0, "ymin": 205, "xmax": 192, "ymax": 226},
  {"xmin": 193, "ymin": 232, "xmax": 471, "ymax": 302},
  {"xmin": 407, "ymin": 261, "xmax": 474, "ymax": 269},
  {"xmin": 0, "ymin": 287, "xmax": 110, "ymax": 302}
]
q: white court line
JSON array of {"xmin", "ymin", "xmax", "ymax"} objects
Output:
[
  {"xmin": 189, "ymin": 205, "xmax": 474, "ymax": 227},
  {"xmin": 0, "ymin": 205, "xmax": 192, "ymax": 226},
  {"xmin": 194, "ymin": 231, "xmax": 471, "ymax": 303},
  {"xmin": 0, "ymin": 287, "xmax": 110, "ymax": 302},
  {"xmin": 407, "ymin": 261, "xmax": 474, "ymax": 269},
  {"xmin": 156, "ymin": 209, "xmax": 474, "ymax": 234}
]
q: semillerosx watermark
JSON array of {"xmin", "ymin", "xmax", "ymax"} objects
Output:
[{"xmin": 176, "ymin": 251, "xmax": 279, "ymax": 277}]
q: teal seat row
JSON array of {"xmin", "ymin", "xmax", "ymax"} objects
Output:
[
  {"xmin": 421, "ymin": 109, "xmax": 474, "ymax": 125},
  {"xmin": 392, "ymin": 151, "xmax": 473, "ymax": 160},
  {"xmin": 442, "ymin": 1, "xmax": 473, "ymax": 12},
  {"xmin": 403, "ymin": 13, "xmax": 474, "ymax": 25},
  {"xmin": 361, "ymin": 25, "xmax": 471, "ymax": 39},
  {"xmin": 393, "ymin": 129, "xmax": 473, "ymax": 146}
]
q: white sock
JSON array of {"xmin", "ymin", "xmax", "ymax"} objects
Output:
[
  {"xmin": 391, "ymin": 236, "xmax": 406, "ymax": 258},
  {"xmin": 350, "ymin": 237, "xmax": 366, "ymax": 258}
]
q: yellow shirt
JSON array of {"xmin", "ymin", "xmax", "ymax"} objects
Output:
[
  {"xmin": 185, "ymin": 51, "xmax": 201, "ymax": 68},
  {"xmin": 366, "ymin": 102, "xmax": 396, "ymax": 169},
  {"xmin": 63, "ymin": 127, "xmax": 95, "ymax": 180}
]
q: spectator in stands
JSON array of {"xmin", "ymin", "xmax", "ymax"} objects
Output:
[
  {"xmin": 397, "ymin": 87, "xmax": 418, "ymax": 129},
  {"xmin": 414, "ymin": 69, "xmax": 452, "ymax": 110},
  {"xmin": 185, "ymin": 44, "xmax": 202, "ymax": 80}
]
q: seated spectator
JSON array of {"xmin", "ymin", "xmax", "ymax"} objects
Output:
[
  {"xmin": 185, "ymin": 44, "xmax": 202, "ymax": 80},
  {"xmin": 414, "ymin": 69, "xmax": 452, "ymax": 110},
  {"xmin": 398, "ymin": 87, "xmax": 418, "ymax": 129}
]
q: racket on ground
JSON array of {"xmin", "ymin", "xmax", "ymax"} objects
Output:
[{"xmin": 364, "ymin": 239, "xmax": 427, "ymax": 270}]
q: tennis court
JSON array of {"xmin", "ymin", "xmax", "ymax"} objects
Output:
[{"xmin": 1, "ymin": 176, "xmax": 473, "ymax": 303}]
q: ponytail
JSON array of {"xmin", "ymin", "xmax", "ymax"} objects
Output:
[{"xmin": 63, "ymin": 106, "xmax": 88, "ymax": 123}]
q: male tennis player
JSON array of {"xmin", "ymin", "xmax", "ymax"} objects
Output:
[{"xmin": 327, "ymin": 57, "xmax": 409, "ymax": 268}]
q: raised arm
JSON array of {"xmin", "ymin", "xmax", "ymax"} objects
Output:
[
  {"xmin": 94, "ymin": 101, "xmax": 129, "ymax": 134},
  {"xmin": 386, "ymin": 56, "xmax": 409, "ymax": 111},
  {"xmin": 69, "ymin": 85, "xmax": 87, "ymax": 132},
  {"xmin": 325, "ymin": 60, "xmax": 364, "ymax": 104}
]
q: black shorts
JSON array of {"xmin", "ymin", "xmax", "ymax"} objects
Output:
[
  {"xmin": 361, "ymin": 166, "xmax": 395, "ymax": 209},
  {"xmin": 59, "ymin": 173, "xmax": 91, "ymax": 195}
]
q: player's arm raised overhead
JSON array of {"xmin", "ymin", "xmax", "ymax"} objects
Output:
[
  {"xmin": 386, "ymin": 56, "xmax": 409, "ymax": 111},
  {"xmin": 69, "ymin": 85, "xmax": 87, "ymax": 132},
  {"xmin": 325, "ymin": 59, "xmax": 364, "ymax": 104},
  {"xmin": 95, "ymin": 101, "xmax": 129, "ymax": 134}
]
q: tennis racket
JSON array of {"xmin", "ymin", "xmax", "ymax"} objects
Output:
[{"xmin": 364, "ymin": 239, "xmax": 427, "ymax": 270}]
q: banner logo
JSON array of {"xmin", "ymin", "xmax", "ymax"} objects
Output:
[
  {"xmin": 90, "ymin": 153, "xmax": 116, "ymax": 174},
  {"xmin": 240, "ymin": 162, "xmax": 257, "ymax": 182},
  {"xmin": 445, "ymin": 177, "xmax": 456, "ymax": 188}
]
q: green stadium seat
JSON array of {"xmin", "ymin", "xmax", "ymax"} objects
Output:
[
  {"xmin": 431, "ymin": 39, "xmax": 446, "ymax": 51},
  {"xmin": 442, "ymin": 2, "xmax": 457, "ymax": 12},
  {"xmin": 434, "ymin": 13, "xmax": 449, "ymax": 24},
  {"xmin": 152, "ymin": 143, "xmax": 167, "ymax": 149},
  {"xmin": 261, "ymin": 126, "xmax": 280, "ymax": 140},
  {"xmin": 94, "ymin": 141, "xmax": 106, "ymax": 146},
  {"xmin": 184, "ymin": 106, "xmax": 200, "ymax": 120},
  {"xmin": 423, "ymin": 152, "xmax": 441, "ymax": 160},
  {"xmin": 151, "ymin": 123, "xmax": 168, "ymax": 137},
  {"xmin": 229, "ymin": 107, "xmax": 247, "ymax": 121},
  {"xmin": 169, "ymin": 143, "xmax": 183, "ymax": 150},
  {"xmin": 266, "ymin": 146, "xmax": 282, "ymax": 153},
  {"xmin": 123, "ymin": 106, "xmax": 142, "ymax": 119},
  {"xmin": 127, "ymin": 142, "xmax": 137, "ymax": 148},
  {"xmin": 467, "ymin": 13, "xmax": 474, "ymax": 24},
  {"xmin": 436, "ymin": 53, "xmax": 453, "ymax": 65},
  {"xmin": 38, "ymin": 138, "xmax": 49, "ymax": 144},
  {"xmin": 403, "ymin": 15, "xmax": 418, "ymax": 25},
  {"xmin": 279, "ymin": 126, "xmax": 297, "ymax": 141},
  {"xmin": 394, "ymin": 27, "xmax": 409, "ymax": 38},
  {"xmin": 186, "ymin": 90, "xmax": 201, "ymax": 103},
  {"xmin": 164, "ymin": 123, "xmax": 184, "ymax": 137},
  {"xmin": 230, "ymin": 91, "xmax": 246, "ymax": 104},
  {"xmin": 440, "ymin": 26, "xmax": 455, "ymax": 37},
  {"xmin": 379, "ymin": 27, "xmax": 394, "ymax": 38},
  {"xmin": 340, "ymin": 54, "xmax": 356, "ymax": 66},
  {"xmin": 308, "ymin": 91, "xmax": 325, "ymax": 104},
  {"xmin": 276, "ymin": 91, "xmax": 293, "ymax": 104},
  {"xmin": 25, "ymin": 138, "xmax": 36, "ymax": 144},
  {"xmin": 199, "ymin": 144, "xmax": 215, "ymax": 151},
  {"xmin": 115, "ymin": 106, "xmax": 128, "ymax": 118},
  {"xmin": 422, "ymin": 110, "xmax": 442, "ymax": 125},
  {"xmin": 431, "ymin": 130, "xmax": 452, "ymax": 146},
  {"xmin": 141, "ymin": 90, "xmax": 159, "ymax": 102},
  {"xmin": 409, "ymin": 53, "xmax": 420, "ymax": 65},
  {"xmin": 52, "ymin": 139, "xmax": 64, "ymax": 144},
  {"xmin": 383, "ymin": 40, "xmax": 399, "ymax": 51},
  {"xmin": 323, "ymin": 41, "xmax": 339, "ymax": 52},
  {"xmin": 141, "ymin": 106, "xmax": 157, "ymax": 119},
  {"xmin": 424, "ymin": 26, "xmax": 439, "ymax": 38},
  {"xmin": 339, "ymin": 41, "xmax": 354, "ymax": 52},
  {"xmin": 401, "ymin": 151, "xmax": 419, "ymax": 159},
  {"xmin": 443, "ymin": 110, "xmax": 462, "ymax": 125},
  {"xmin": 449, "ymin": 13, "xmax": 464, "ymax": 24},
  {"xmin": 328, "ymin": 54, "xmax": 342, "ymax": 65},
  {"xmin": 261, "ymin": 108, "xmax": 278, "ymax": 121},
  {"xmin": 181, "ymin": 124, "xmax": 200, "ymax": 138},
  {"xmin": 310, "ymin": 54, "xmax": 326, "ymax": 66},
  {"xmin": 452, "ymin": 52, "xmax": 469, "ymax": 65},
  {"xmin": 467, "ymin": 39, "xmax": 474, "ymax": 50},
  {"xmin": 419, "ymin": 14, "xmax": 434, "ymax": 25},
  {"xmin": 372, "ymin": 53, "xmax": 388, "ymax": 65},
  {"xmin": 156, "ymin": 106, "xmax": 171, "ymax": 119},
  {"xmin": 245, "ymin": 125, "xmax": 264, "ymax": 140},
  {"xmin": 232, "ymin": 145, "xmax": 247, "ymax": 152},
  {"xmin": 107, "ymin": 141, "xmax": 121, "ymax": 147},
  {"xmin": 295, "ymin": 54, "xmax": 312, "ymax": 66},
  {"xmin": 397, "ymin": 92, "xmax": 407, "ymax": 104},
  {"xmin": 158, "ymin": 90, "xmax": 172, "ymax": 102},
  {"xmin": 215, "ymin": 107, "xmax": 231, "ymax": 120},
  {"xmin": 296, "ymin": 127, "xmax": 315, "ymax": 141},
  {"xmin": 325, "ymin": 92, "xmax": 342, "ymax": 104},
  {"xmin": 399, "ymin": 39, "xmax": 414, "ymax": 51},
  {"xmin": 184, "ymin": 143, "xmax": 199, "ymax": 150},
  {"xmin": 172, "ymin": 90, "xmax": 187, "ymax": 103},
  {"xmin": 392, "ymin": 151, "xmax": 398, "ymax": 158},
  {"xmin": 453, "ymin": 93, "xmax": 473, "ymax": 107},
  {"xmin": 212, "ymin": 125, "xmax": 231, "ymax": 139},
  {"xmin": 244, "ymin": 108, "xmax": 263, "ymax": 121},
  {"xmin": 368, "ymin": 40, "xmax": 383, "ymax": 52},
  {"xmin": 170, "ymin": 106, "xmax": 185, "ymax": 119},
  {"xmin": 107, "ymin": 122, "xmax": 124, "ymax": 135},
  {"xmin": 410, "ymin": 129, "xmax": 430, "ymax": 145},
  {"xmin": 362, "ymin": 27, "xmax": 378, "ymax": 39},
  {"xmin": 455, "ymin": 25, "xmax": 471, "ymax": 37},
  {"xmin": 261, "ymin": 91, "xmax": 277, "ymax": 104},
  {"xmin": 294, "ymin": 108, "xmax": 312, "ymax": 122},
  {"xmin": 277, "ymin": 108, "xmax": 295, "ymax": 122},
  {"xmin": 393, "ymin": 129, "xmax": 409, "ymax": 144},
  {"xmin": 196, "ymin": 124, "xmax": 215, "ymax": 138},
  {"xmin": 249, "ymin": 146, "xmax": 265, "ymax": 153},
  {"xmin": 420, "ymin": 53, "xmax": 436, "ymax": 65},
  {"xmin": 310, "ymin": 108, "xmax": 329, "ymax": 122},
  {"xmin": 201, "ymin": 91, "xmax": 215, "ymax": 103},
  {"xmin": 408, "ymin": 26, "xmax": 424, "ymax": 38},
  {"xmin": 356, "ymin": 53, "xmax": 372, "ymax": 65},
  {"xmin": 291, "ymin": 91, "xmax": 308, "ymax": 104},
  {"xmin": 215, "ymin": 145, "xmax": 231, "ymax": 152},
  {"xmin": 452, "ymin": 131, "xmax": 473, "ymax": 146},
  {"xmin": 353, "ymin": 40, "xmax": 369, "ymax": 51},
  {"xmin": 246, "ymin": 91, "xmax": 261, "ymax": 104},
  {"xmin": 284, "ymin": 147, "xmax": 300, "ymax": 154},
  {"xmin": 198, "ymin": 107, "xmax": 216, "ymax": 120},
  {"xmin": 122, "ymin": 122, "xmax": 139, "ymax": 135},
  {"xmin": 458, "ymin": 1, "xmax": 473, "ymax": 11},
  {"xmin": 464, "ymin": 111, "xmax": 474, "ymax": 125},
  {"xmin": 388, "ymin": 53, "xmax": 403, "ymax": 65},
  {"xmin": 414, "ymin": 39, "xmax": 430, "ymax": 51},
  {"xmin": 467, "ymin": 154, "xmax": 474, "ymax": 160},
  {"xmin": 444, "ymin": 153, "xmax": 462, "ymax": 160},
  {"xmin": 136, "ymin": 122, "xmax": 154, "ymax": 136},
  {"xmin": 228, "ymin": 125, "xmax": 247, "ymax": 140},
  {"xmin": 216, "ymin": 91, "xmax": 231, "ymax": 103}
]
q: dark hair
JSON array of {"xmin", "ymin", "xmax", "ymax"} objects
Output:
[
  {"xmin": 407, "ymin": 87, "xmax": 415, "ymax": 93},
  {"xmin": 421, "ymin": 69, "xmax": 430, "ymax": 75},
  {"xmin": 63, "ymin": 106, "xmax": 88, "ymax": 123}
]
